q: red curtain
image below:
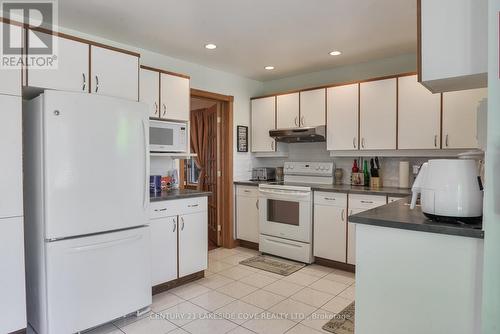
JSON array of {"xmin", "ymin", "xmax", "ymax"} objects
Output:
[{"xmin": 190, "ymin": 108, "xmax": 209, "ymax": 190}]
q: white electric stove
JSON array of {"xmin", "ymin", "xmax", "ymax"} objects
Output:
[{"xmin": 258, "ymin": 162, "xmax": 334, "ymax": 263}]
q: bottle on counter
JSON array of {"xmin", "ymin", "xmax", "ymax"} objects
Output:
[
  {"xmin": 363, "ymin": 160, "xmax": 370, "ymax": 186},
  {"xmin": 352, "ymin": 159, "xmax": 359, "ymax": 173}
]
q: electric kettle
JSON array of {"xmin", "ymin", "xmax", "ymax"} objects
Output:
[{"xmin": 410, "ymin": 159, "xmax": 483, "ymax": 223}]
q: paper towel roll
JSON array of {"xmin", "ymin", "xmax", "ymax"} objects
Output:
[{"xmin": 399, "ymin": 161, "xmax": 410, "ymax": 188}]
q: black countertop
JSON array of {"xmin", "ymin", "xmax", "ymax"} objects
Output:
[
  {"xmin": 349, "ymin": 198, "xmax": 484, "ymax": 239},
  {"xmin": 233, "ymin": 180, "xmax": 411, "ymax": 197},
  {"xmin": 150, "ymin": 189, "xmax": 212, "ymax": 202}
]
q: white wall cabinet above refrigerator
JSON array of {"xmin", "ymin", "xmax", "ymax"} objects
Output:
[
  {"xmin": 398, "ymin": 75, "xmax": 441, "ymax": 149},
  {"xmin": 27, "ymin": 33, "xmax": 89, "ymax": 94},
  {"xmin": 418, "ymin": 0, "xmax": 487, "ymax": 93},
  {"xmin": 90, "ymin": 46, "xmax": 139, "ymax": 101},
  {"xmin": 139, "ymin": 67, "xmax": 160, "ymax": 118},
  {"xmin": 327, "ymin": 83, "xmax": 359, "ymax": 151},
  {"xmin": 0, "ymin": 23, "xmax": 22, "ymax": 96},
  {"xmin": 299, "ymin": 88, "xmax": 326, "ymax": 127},
  {"xmin": 442, "ymin": 88, "xmax": 488, "ymax": 149},
  {"xmin": 277, "ymin": 93, "xmax": 299, "ymax": 128},
  {"xmin": 359, "ymin": 78, "xmax": 397, "ymax": 150},
  {"xmin": 251, "ymin": 96, "xmax": 276, "ymax": 152}
]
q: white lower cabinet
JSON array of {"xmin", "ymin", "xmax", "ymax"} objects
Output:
[
  {"xmin": 150, "ymin": 216, "xmax": 178, "ymax": 286},
  {"xmin": 179, "ymin": 211, "xmax": 208, "ymax": 277},
  {"xmin": 347, "ymin": 194, "xmax": 387, "ymax": 265},
  {"xmin": 313, "ymin": 192, "xmax": 347, "ymax": 263},
  {"xmin": 149, "ymin": 197, "xmax": 208, "ymax": 287},
  {"xmin": 236, "ymin": 186, "xmax": 259, "ymax": 243}
]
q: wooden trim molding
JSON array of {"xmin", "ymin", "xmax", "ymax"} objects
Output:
[
  {"xmin": 152, "ymin": 271, "xmax": 204, "ymax": 295},
  {"xmin": 250, "ymin": 71, "xmax": 417, "ymax": 100},
  {"xmin": 141, "ymin": 65, "xmax": 190, "ymax": 80},
  {"xmin": 314, "ymin": 257, "xmax": 356, "ymax": 273},
  {"xmin": 417, "ymin": 0, "xmax": 422, "ymax": 82},
  {"xmin": 1, "ymin": 17, "xmax": 140, "ymax": 58},
  {"xmin": 191, "ymin": 88, "xmax": 233, "ymax": 102}
]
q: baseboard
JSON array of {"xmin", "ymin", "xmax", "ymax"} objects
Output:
[
  {"xmin": 152, "ymin": 271, "xmax": 205, "ymax": 295},
  {"xmin": 237, "ymin": 239, "xmax": 259, "ymax": 250},
  {"xmin": 314, "ymin": 257, "xmax": 356, "ymax": 273}
]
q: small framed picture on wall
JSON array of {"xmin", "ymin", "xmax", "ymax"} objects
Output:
[{"xmin": 237, "ymin": 126, "xmax": 248, "ymax": 152}]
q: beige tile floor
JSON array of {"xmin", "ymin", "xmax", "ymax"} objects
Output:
[{"xmin": 75, "ymin": 247, "xmax": 355, "ymax": 334}]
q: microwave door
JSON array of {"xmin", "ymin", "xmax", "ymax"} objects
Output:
[{"xmin": 150, "ymin": 125, "xmax": 174, "ymax": 151}]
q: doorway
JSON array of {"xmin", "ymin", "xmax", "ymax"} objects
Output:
[{"xmin": 180, "ymin": 89, "xmax": 235, "ymax": 250}]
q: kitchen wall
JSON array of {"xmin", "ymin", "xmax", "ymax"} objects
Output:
[
  {"xmin": 252, "ymin": 142, "xmax": 427, "ymax": 187},
  {"xmin": 261, "ymin": 53, "xmax": 417, "ymax": 94},
  {"xmin": 481, "ymin": 0, "xmax": 500, "ymax": 332},
  {"xmin": 56, "ymin": 26, "xmax": 264, "ymax": 182}
]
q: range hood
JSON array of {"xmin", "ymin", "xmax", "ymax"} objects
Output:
[{"xmin": 269, "ymin": 125, "xmax": 326, "ymax": 143}]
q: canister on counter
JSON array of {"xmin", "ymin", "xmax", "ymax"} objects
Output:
[{"xmin": 150, "ymin": 175, "xmax": 162, "ymax": 193}]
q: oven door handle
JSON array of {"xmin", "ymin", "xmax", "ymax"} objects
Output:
[{"xmin": 258, "ymin": 188, "xmax": 311, "ymax": 197}]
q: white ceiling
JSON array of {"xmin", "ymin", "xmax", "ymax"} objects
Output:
[{"xmin": 58, "ymin": 0, "xmax": 417, "ymax": 81}]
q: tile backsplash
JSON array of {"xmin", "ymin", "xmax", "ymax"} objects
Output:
[{"xmin": 251, "ymin": 142, "xmax": 429, "ymax": 188}]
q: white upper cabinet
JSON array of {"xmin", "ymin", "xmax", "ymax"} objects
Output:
[
  {"xmin": 28, "ymin": 33, "xmax": 89, "ymax": 93},
  {"xmin": 0, "ymin": 95, "xmax": 23, "ymax": 219},
  {"xmin": 398, "ymin": 75, "xmax": 441, "ymax": 149},
  {"xmin": 251, "ymin": 97, "xmax": 276, "ymax": 152},
  {"xmin": 327, "ymin": 84, "xmax": 359, "ymax": 151},
  {"xmin": 90, "ymin": 46, "xmax": 139, "ymax": 101},
  {"xmin": 442, "ymin": 88, "xmax": 487, "ymax": 149},
  {"xmin": 0, "ymin": 23, "xmax": 21, "ymax": 96},
  {"xmin": 277, "ymin": 93, "xmax": 299, "ymax": 128},
  {"xmin": 419, "ymin": 0, "xmax": 487, "ymax": 92},
  {"xmin": 300, "ymin": 88, "xmax": 325, "ymax": 127},
  {"xmin": 160, "ymin": 73, "xmax": 190, "ymax": 121},
  {"xmin": 139, "ymin": 68, "xmax": 160, "ymax": 118},
  {"xmin": 359, "ymin": 78, "xmax": 397, "ymax": 150}
]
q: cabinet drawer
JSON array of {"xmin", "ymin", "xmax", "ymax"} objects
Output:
[
  {"xmin": 349, "ymin": 194, "xmax": 386, "ymax": 209},
  {"xmin": 237, "ymin": 186, "xmax": 259, "ymax": 197},
  {"xmin": 150, "ymin": 196, "xmax": 208, "ymax": 219},
  {"xmin": 314, "ymin": 192, "xmax": 347, "ymax": 207},
  {"xmin": 149, "ymin": 202, "xmax": 172, "ymax": 219}
]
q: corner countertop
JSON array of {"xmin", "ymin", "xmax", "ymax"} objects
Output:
[
  {"xmin": 233, "ymin": 180, "xmax": 411, "ymax": 197},
  {"xmin": 150, "ymin": 189, "xmax": 212, "ymax": 202},
  {"xmin": 349, "ymin": 197, "xmax": 484, "ymax": 239}
]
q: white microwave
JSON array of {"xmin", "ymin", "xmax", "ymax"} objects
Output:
[{"xmin": 149, "ymin": 120, "xmax": 188, "ymax": 152}]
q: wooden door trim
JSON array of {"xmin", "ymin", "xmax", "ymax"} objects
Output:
[
  {"xmin": 190, "ymin": 88, "xmax": 236, "ymax": 249},
  {"xmin": 141, "ymin": 65, "xmax": 190, "ymax": 79}
]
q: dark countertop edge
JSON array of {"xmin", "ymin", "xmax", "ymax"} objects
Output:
[
  {"xmin": 150, "ymin": 190, "xmax": 212, "ymax": 202},
  {"xmin": 233, "ymin": 181, "xmax": 411, "ymax": 197},
  {"xmin": 349, "ymin": 201, "xmax": 484, "ymax": 239}
]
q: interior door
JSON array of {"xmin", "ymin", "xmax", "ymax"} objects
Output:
[
  {"xmin": 0, "ymin": 95, "xmax": 23, "ymax": 218},
  {"xmin": 150, "ymin": 216, "xmax": 178, "ymax": 285},
  {"xmin": 139, "ymin": 68, "xmax": 160, "ymax": 118},
  {"xmin": 206, "ymin": 104, "xmax": 220, "ymax": 246},
  {"xmin": 46, "ymin": 227, "xmax": 151, "ymax": 334},
  {"xmin": 179, "ymin": 212, "xmax": 208, "ymax": 277},
  {"xmin": 43, "ymin": 91, "xmax": 149, "ymax": 239},
  {"xmin": 160, "ymin": 73, "xmax": 190, "ymax": 121},
  {"xmin": 28, "ymin": 33, "xmax": 89, "ymax": 93},
  {"xmin": 90, "ymin": 45, "xmax": 139, "ymax": 101}
]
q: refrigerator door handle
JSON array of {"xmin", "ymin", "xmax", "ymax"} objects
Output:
[
  {"xmin": 142, "ymin": 119, "xmax": 149, "ymax": 210},
  {"xmin": 71, "ymin": 234, "xmax": 142, "ymax": 252}
]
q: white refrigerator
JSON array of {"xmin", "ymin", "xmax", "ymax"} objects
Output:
[{"xmin": 23, "ymin": 91, "xmax": 152, "ymax": 334}]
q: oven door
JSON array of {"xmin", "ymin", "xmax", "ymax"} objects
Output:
[
  {"xmin": 259, "ymin": 188, "xmax": 312, "ymax": 243},
  {"xmin": 149, "ymin": 121, "xmax": 187, "ymax": 152}
]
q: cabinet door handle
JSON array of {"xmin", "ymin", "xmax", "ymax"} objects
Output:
[
  {"xmin": 82, "ymin": 73, "xmax": 86, "ymax": 91},
  {"xmin": 172, "ymin": 218, "xmax": 177, "ymax": 232},
  {"xmin": 341, "ymin": 209, "xmax": 345, "ymax": 222},
  {"xmin": 445, "ymin": 134, "xmax": 449, "ymax": 147},
  {"xmin": 434, "ymin": 135, "xmax": 438, "ymax": 147},
  {"xmin": 271, "ymin": 141, "xmax": 275, "ymax": 150},
  {"xmin": 180, "ymin": 217, "xmax": 185, "ymax": 231},
  {"xmin": 294, "ymin": 116, "xmax": 298, "ymax": 126},
  {"xmin": 162, "ymin": 104, "xmax": 167, "ymax": 116},
  {"xmin": 324, "ymin": 197, "xmax": 336, "ymax": 201},
  {"xmin": 188, "ymin": 204, "xmax": 199, "ymax": 208},
  {"xmin": 154, "ymin": 102, "xmax": 158, "ymax": 115},
  {"xmin": 154, "ymin": 208, "xmax": 167, "ymax": 212},
  {"xmin": 95, "ymin": 75, "xmax": 99, "ymax": 92},
  {"xmin": 256, "ymin": 199, "xmax": 259, "ymax": 210},
  {"xmin": 361, "ymin": 200, "xmax": 373, "ymax": 204},
  {"xmin": 301, "ymin": 116, "xmax": 305, "ymax": 126},
  {"xmin": 353, "ymin": 137, "xmax": 356, "ymax": 149},
  {"xmin": 361, "ymin": 138, "xmax": 365, "ymax": 149}
]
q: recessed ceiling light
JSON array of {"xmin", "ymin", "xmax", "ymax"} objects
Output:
[
  {"xmin": 264, "ymin": 66, "xmax": 275, "ymax": 70},
  {"xmin": 329, "ymin": 50, "xmax": 342, "ymax": 56},
  {"xmin": 205, "ymin": 43, "xmax": 217, "ymax": 50}
]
